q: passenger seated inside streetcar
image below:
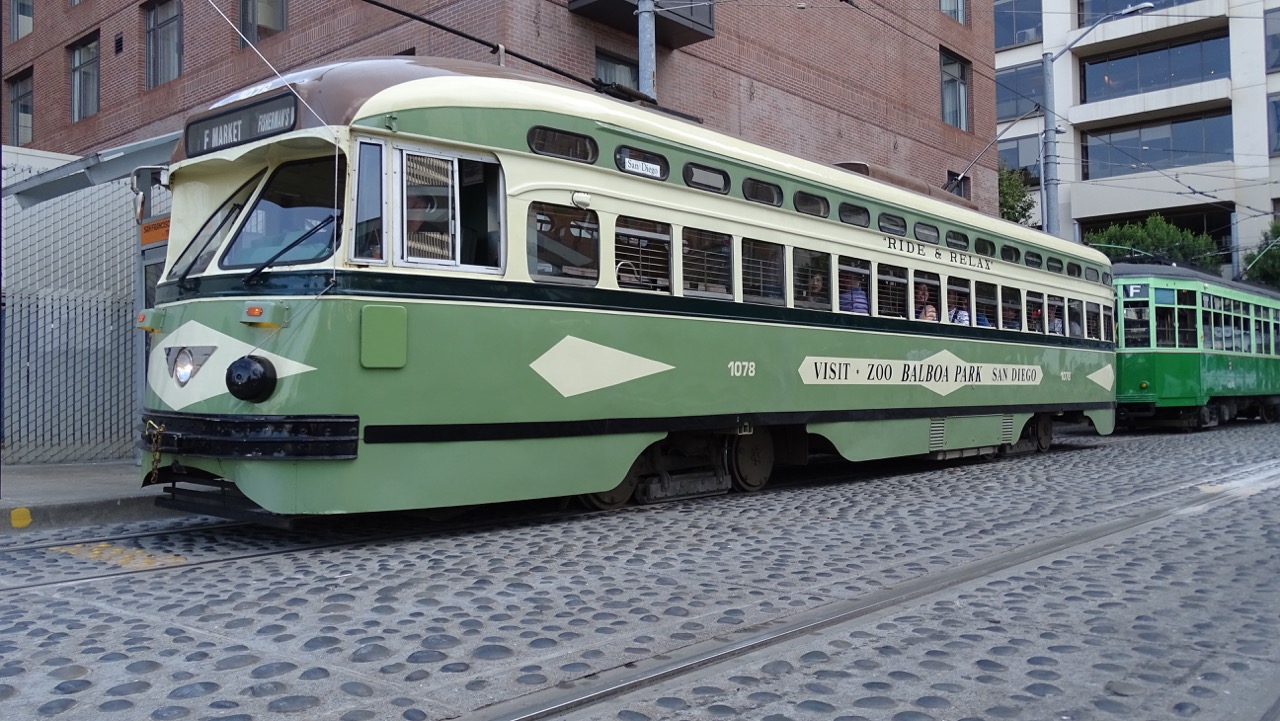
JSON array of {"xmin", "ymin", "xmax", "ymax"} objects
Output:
[
  {"xmin": 947, "ymin": 288, "xmax": 970, "ymax": 324},
  {"xmin": 839, "ymin": 273, "xmax": 869, "ymax": 313},
  {"xmin": 914, "ymin": 281, "xmax": 938, "ymax": 321}
]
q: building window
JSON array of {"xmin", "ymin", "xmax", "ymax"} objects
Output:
[
  {"xmin": 998, "ymin": 135, "xmax": 1040, "ymax": 186},
  {"xmin": 1083, "ymin": 111, "xmax": 1232, "ymax": 180},
  {"xmin": 70, "ymin": 34, "xmax": 100, "ymax": 122},
  {"xmin": 995, "ymin": 62, "xmax": 1043, "ymax": 121},
  {"xmin": 146, "ymin": 0, "xmax": 183, "ymax": 89},
  {"xmin": 7, "ymin": 69, "xmax": 33, "ymax": 146},
  {"xmin": 11, "ymin": 0, "xmax": 32, "ymax": 40},
  {"xmin": 240, "ymin": 0, "xmax": 286, "ymax": 44},
  {"xmin": 1268, "ymin": 9, "xmax": 1280, "ymax": 73},
  {"xmin": 995, "ymin": 0, "xmax": 1041, "ymax": 49},
  {"xmin": 940, "ymin": 51, "xmax": 969, "ymax": 131},
  {"xmin": 596, "ymin": 51, "xmax": 638, "ymax": 91},
  {"xmin": 1080, "ymin": 0, "xmax": 1195, "ymax": 26},
  {"xmin": 945, "ymin": 172, "xmax": 969, "ymax": 198},
  {"xmin": 941, "ymin": 0, "xmax": 965, "ymax": 23},
  {"xmin": 1082, "ymin": 35, "xmax": 1229, "ymax": 103},
  {"xmin": 1270, "ymin": 94, "xmax": 1280, "ymax": 157}
]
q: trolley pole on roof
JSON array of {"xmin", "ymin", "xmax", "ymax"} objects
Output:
[{"xmin": 638, "ymin": 0, "xmax": 657, "ymax": 98}]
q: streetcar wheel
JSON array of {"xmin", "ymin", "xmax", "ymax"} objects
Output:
[
  {"xmin": 1261, "ymin": 404, "xmax": 1277, "ymax": 424},
  {"xmin": 579, "ymin": 462, "xmax": 639, "ymax": 511},
  {"xmin": 1031, "ymin": 414, "xmax": 1053, "ymax": 453},
  {"xmin": 727, "ymin": 430, "xmax": 774, "ymax": 493}
]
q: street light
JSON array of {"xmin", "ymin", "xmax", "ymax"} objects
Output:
[{"xmin": 1041, "ymin": 2, "xmax": 1154, "ymax": 239}]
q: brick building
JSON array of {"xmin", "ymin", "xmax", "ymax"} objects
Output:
[{"xmin": 3, "ymin": 0, "xmax": 999, "ymax": 213}]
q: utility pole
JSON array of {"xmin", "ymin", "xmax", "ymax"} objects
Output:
[
  {"xmin": 637, "ymin": 0, "xmax": 656, "ymax": 98},
  {"xmin": 1040, "ymin": 3, "xmax": 1153, "ymax": 239}
]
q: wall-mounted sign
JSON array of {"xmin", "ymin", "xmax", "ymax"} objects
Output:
[
  {"xmin": 141, "ymin": 215, "xmax": 170, "ymax": 246},
  {"xmin": 185, "ymin": 93, "xmax": 297, "ymax": 157}
]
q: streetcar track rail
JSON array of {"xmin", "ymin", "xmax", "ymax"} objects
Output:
[
  {"xmin": 0, "ymin": 520, "xmax": 248, "ymax": 554},
  {"xmin": 476, "ymin": 458, "xmax": 1280, "ymax": 721}
]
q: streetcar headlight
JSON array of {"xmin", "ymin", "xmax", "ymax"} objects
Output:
[
  {"xmin": 226, "ymin": 355, "xmax": 278, "ymax": 403},
  {"xmin": 173, "ymin": 348, "xmax": 196, "ymax": 386}
]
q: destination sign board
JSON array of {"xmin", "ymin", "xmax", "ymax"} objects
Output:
[{"xmin": 185, "ymin": 93, "xmax": 298, "ymax": 157}]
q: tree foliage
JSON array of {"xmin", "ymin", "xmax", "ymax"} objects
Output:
[
  {"xmin": 1083, "ymin": 214, "xmax": 1218, "ymax": 267},
  {"xmin": 1242, "ymin": 220, "xmax": 1280, "ymax": 289},
  {"xmin": 997, "ymin": 163, "xmax": 1036, "ymax": 226}
]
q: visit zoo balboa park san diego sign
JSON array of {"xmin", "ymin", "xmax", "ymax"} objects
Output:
[{"xmin": 799, "ymin": 349, "xmax": 1042, "ymax": 397}]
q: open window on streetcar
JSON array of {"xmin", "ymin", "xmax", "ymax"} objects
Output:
[
  {"xmin": 974, "ymin": 282, "xmax": 997, "ymax": 327},
  {"xmin": 615, "ymin": 217, "xmax": 672, "ymax": 293},
  {"xmin": 398, "ymin": 148, "xmax": 503, "ymax": 270},
  {"xmin": 528, "ymin": 201, "xmax": 599, "ymax": 284},
  {"xmin": 1086, "ymin": 302, "xmax": 1102, "ymax": 340},
  {"xmin": 913, "ymin": 271, "xmax": 940, "ymax": 321},
  {"xmin": 793, "ymin": 248, "xmax": 831, "ymax": 310},
  {"xmin": 1177, "ymin": 290, "xmax": 1198, "ymax": 348},
  {"xmin": 220, "ymin": 157, "xmax": 343, "ymax": 271},
  {"xmin": 837, "ymin": 256, "xmax": 871, "ymax": 314},
  {"xmin": 742, "ymin": 238, "xmax": 785, "ymax": 306},
  {"xmin": 1002, "ymin": 287, "xmax": 1023, "ymax": 330},
  {"xmin": 946, "ymin": 277, "xmax": 971, "ymax": 325},
  {"xmin": 682, "ymin": 227, "xmax": 732, "ymax": 299},
  {"xmin": 1067, "ymin": 299, "xmax": 1085, "ymax": 337},
  {"xmin": 1047, "ymin": 296, "xmax": 1066, "ymax": 335},
  {"xmin": 1104, "ymin": 305, "xmax": 1115, "ymax": 343},
  {"xmin": 1026, "ymin": 292, "xmax": 1045, "ymax": 332},
  {"xmin": 877, "ymin": 264, "xmax": 908, "ymax": 318}
]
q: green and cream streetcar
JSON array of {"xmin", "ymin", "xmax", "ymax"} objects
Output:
[
  {"xmin": 1114, "ymin": 261, "xmax": 1280, "ymax": 428},
  {"xmin": 138, "ymin": 57, "xmax": 1116, "ymax": 517}
]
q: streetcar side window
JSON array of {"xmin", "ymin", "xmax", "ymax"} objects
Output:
[
  {"xmin": 1177, "ymin": 292, "xmax": 1198, "ymax": 348},
  {"xmin": 975, "ymin": 238, "xmax": 996, "ymax": 257},
  {"xmin": 914, "ymin": 271, "xmax": 940, "ymax": 322},
  {"xmin": 402, "ymin": 153, "xmax": 455, "ymax": 263},
  {"xmin": 1255, "ymin": 311, "xmax": 1267, "ymax": 355},
  {"xmin": 838, "ymin": 202, "xmax": 870, "ymax": 227},
  {"xmin": 1124, "ymin": 301, "xmax": 1150, "ymax": 347},
  {"xmin": 1026, "ymin": 292, "xmax": 1045, "ymax": 332},
  {"xmin": 877, "ymin": 264, "xmax": 908, "ymax": 317},
  {"xmin": 1002, "ymin": 287, "xmax": 1023, "ymax": 330},
  {"xmin": 528, "ymin": 201, "xmax": 599, "ymax": 285},
  {"xmin": 914, "ymin": 222, "xmax": 940, "ymax": 244},
  {"xmin": 615, "ymin": 146, "xmax": 669, "ymax": 180},
  {"xmin": 683, "ymin": 227, "xmax": 733, "ymax": 298},
  {"xmin": 837, "ymin": 256, "xmax": 871, "ymax": 314},
  {"xmin": 1047, "ymin": 295, "xmax": 1066, "ymax": 335},
  {"xmin": 1024, "ymin": 252, "xmax": 1043, "ymax": 269},
  {"xmin": 945, "ymin": 230, "xmax": 969, "ymax": 250},
  {"xmin": 879, "ymin": 213, "xmax": 907, "ymax": 236},
  {"xmin": 615, "ymin": 216, "xmax": 672, "ymax": 293},
  {"xmin": 794, "ymin": 191, "xmax": 830, "ymax": 218},
  {"xmin": 1067, "ymin": 299, "xmax": 1085, "ymax": 337},
  {"xmin": 742, "ymin": 238, "xmax": 785, "ymax": 305},
  {"xmin": 1000, "ymin": 244, "xmax": 1020, "ymax": 263},
  {"xmin": 974, "ymin": 282, "xmax": 997, "ymax": 327},
  {"xmin": 946, "ymin": 277, "xmax": 972, "ymax": 325},
  {"xmin": 457, "ymin": 158, "xmax": 503, "ymax": 268},
  {"xmin": 793, "ymin": 248, "xmax": 831, "ymax": 310},
  {"xmin": 528, "ymin": 127, "xmax": 597, "ymax": 163},
  {"xmin": 683, "ymin": 163, "xmax": 730, "ymax": 194},
  {"xmin": 1086, "ymin": 302, "xmax": 1101, "ymax": 340},
  {"xmin": 352, "ymin": 141, "xmax": 385, "ymax": 263},
  {"xmin": 1155, "ymin": 305, "xmax": 1176, "ymax": 347},
  {"xmin": 743, "ymin": 178, "xmax": 783, "ymax": 206},
  {"xmin": 1104, "ymin": 305, "xmax": 1115, "ymax": 343}
]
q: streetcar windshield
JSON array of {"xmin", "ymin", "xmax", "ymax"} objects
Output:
[
  {"xmin": 220, "ymin": 156, "xmax": 345, "ymax": 270},
  {"xmin": 167, "ymin": 170, "xmax": 265, "ymax": 281}
]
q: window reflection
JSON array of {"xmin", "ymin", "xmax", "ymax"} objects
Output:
[
  {"xmin": 995, "ymin": 63, "xmax": 1043, "ymax": 121},
  {"xmin": 998, "ymin": 135, "xmax": 1040, "ymax": 186},
  {"xmin": 1082, "ymin": 35, "xmax": 1229, "ymax": 103},
  {"xmin": 1268, "ymin": 8, "xmax": 1280, "ymax": 72},
  {"xmin": 1082, "ymin": 111, "xmax": 1233, "ymax": 180},
  {"xmin": 995, "ymin": 0, "xmax": 1042, "ymax": 49}
]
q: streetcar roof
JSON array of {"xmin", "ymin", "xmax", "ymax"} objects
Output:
[
  {"xmin": 185, "ymin": 56, "xmax": 1108, "ymax": 268},
  {"xmin": 1113, "ymin": 261, "xmax": 1280, "ymax": 301}
]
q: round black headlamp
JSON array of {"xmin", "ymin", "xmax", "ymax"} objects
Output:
[{"xmin": 226, "ymin": 355, "xmax": 277, "ymax": 403}]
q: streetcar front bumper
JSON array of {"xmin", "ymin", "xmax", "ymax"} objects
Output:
[{"xmin": 141, "ymin": 411, "xmax": 360, "ymax": 461}]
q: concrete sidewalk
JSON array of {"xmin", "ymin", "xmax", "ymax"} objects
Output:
[{"xmin": 1, "ymin": 460, "xmax": 180, "ymax": 533}]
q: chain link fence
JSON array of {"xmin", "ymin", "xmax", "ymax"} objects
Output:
[{"xmin": 3, "ymin": 149, "xmax": 151, "ymax": 463}]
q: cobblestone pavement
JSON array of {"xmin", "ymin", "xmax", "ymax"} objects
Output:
[{"xmin": 1, "ymin": 423, "xmax": 1277, "ymax": 720}]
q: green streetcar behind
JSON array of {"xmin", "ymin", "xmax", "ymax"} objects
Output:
[{"xmin": 1114, "ymin": 261, "xmax": 1280, "ymax": 428}]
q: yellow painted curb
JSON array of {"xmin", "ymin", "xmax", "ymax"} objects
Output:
[{"xmin": 10, "ymin": 507, "xmax": 33, "ymax": 529}]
